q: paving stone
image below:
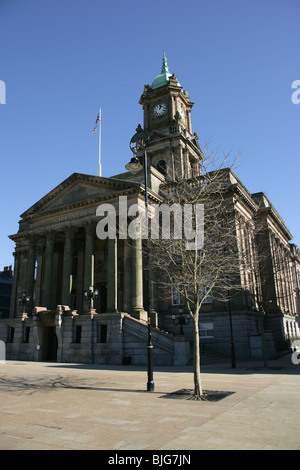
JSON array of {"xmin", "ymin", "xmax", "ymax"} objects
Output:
[{"xmin": 0, "ymin": 355, "xmax": 299, "ymax": 450}]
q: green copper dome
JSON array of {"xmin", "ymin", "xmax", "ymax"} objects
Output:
[{"xmin": 151, "ymin": 51, "xmax": 172, "ymax": 90}]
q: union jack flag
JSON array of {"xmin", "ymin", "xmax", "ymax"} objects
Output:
[{"xmin": 92, "ymin": 109, "xmax": 101, "ymax": 133}]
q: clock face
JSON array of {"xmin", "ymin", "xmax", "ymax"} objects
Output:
[
  {"xmin": 179, "ymin": 106, "xmax": 185, "ymax": 119},
  {"xmin": 154, "ymin": 103, "xmax": 166, "ymax": 116}
]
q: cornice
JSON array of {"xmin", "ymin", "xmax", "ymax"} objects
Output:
[
  {"xmin": 227, "ymin": 182, "xmax": 259, "ymax": 213},
  {"xmin": 258, "ymin": 206, "xmax": 293, "ymax": 241}
]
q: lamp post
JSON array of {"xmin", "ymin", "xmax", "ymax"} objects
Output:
[
  {"xmin": 172, "ymin": 308, "xmax": 190, "ymax": 335},
  {"xmin": 84, "ymin": 285, "xmax": 99, "ymax": 310},
  {"xmin": 18, "ymin": 292, "xmax": 30, "ymax": 315},
  {"xmin": 125, "ymin": 126, "xmax": 154, "ymax": 392}
]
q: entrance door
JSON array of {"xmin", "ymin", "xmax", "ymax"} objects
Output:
[{"xmin": 42, "ymin": 326, "xmax": 58, "ymax": 361}]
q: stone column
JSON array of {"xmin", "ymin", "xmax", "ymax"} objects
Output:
[
  {"xmin": 131, "ymin": 237, "xmax": 145, "ymax": 320},
  {"xmin": 43, "ymin": 231, "xmax": 55, "ymax": 310},
  {"xmin": 149, "ymin": 265, "xmax": 158, "ymax": 327},
  {"xmin": 107, "ymin": 238, "xmax": 118, "ymax": 313},
  {"xmin": 83, "ymin": 223, "xmax": 94, "ymax": 312},
  {"xmin": 61, "ymin": 227, "xmax": 74, "ymax": 307},
  {"xmin": 123, "ymin": 241, "xmax": 132, "ymax": 313},
  {"xmin": 34, "ymin": 245, "xmax": 44, "ymax": 306},
  {"xmin": 25, "ymin": 235, "xmax": 36, "ymax": 314},
  {"xmin": 16, "ymin": 250, "xmax": 28, "ymax": 317},
  {"xmin": 9, "ymin": 251, "xmax": 20, "ymax": 318}
]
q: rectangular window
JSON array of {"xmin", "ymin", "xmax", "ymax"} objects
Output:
[
  {"xmin": 171, "ymin": 278, "xmax": 182, "ymax": 305},
  {"xmin": 200, "ymin": 322, "xmax": 214, "ymax": 338},
  {"xmin": 22, "ymin": 325, "xmax": 30, "ymax": 343},
  {"xmin": 98, "ymin": 324, "xmax": 107, "ymax": 343},
  {"xmin": 73, "ymin": 324, "xmax": 82, "ymax": 343},
  {"xmin": 7, "ymin": 326, "xmax": 15, "ymax": 343}
]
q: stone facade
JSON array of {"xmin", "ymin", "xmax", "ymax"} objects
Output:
[{"xmin": 1, "ymin": 56, "xmax": 299, "ymax": 364}]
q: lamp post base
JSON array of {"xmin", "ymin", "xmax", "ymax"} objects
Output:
[
  {"xmin": 147, "ymin": 381, "xmax": 155, "ymax": 392},
  {"xmin": 147, "ymin": 344, "xmax": 154, "ymax": 391}
]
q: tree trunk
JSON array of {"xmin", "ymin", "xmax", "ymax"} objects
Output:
[{"xmin": 192, "ymin": 315, "xmax": 203, "ymax": 398}]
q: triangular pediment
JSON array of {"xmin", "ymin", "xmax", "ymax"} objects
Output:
[
  {"xmin": 148, "ymin": 129, "xmax": 171, "ymax": 142},
  {"xmin": 21, "ymin": 173, "xmax": 140, "ymax": 218}
]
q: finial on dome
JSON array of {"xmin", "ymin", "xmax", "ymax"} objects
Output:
[
  {"xmin": 151, "ymin": 51, "xmax": 172, "ymax": 90},
  {"xmin": 161, "ymin": 50, "xmax": 170, "ymax": 75}
]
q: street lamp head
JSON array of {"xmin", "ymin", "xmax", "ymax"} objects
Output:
[
  {"xmin": 130, "ymin": 126, "xmax": 148, "ymax": 147},
  {"xmin": 126, "ymin": 127, "xmax": 149, "ymax": 174},
  {"xmin": 125, "ymin": 156, "xmax": 143, "ymax": 175},
  {"xmin": 18, "ymin": 294, "xmax": 30, "ymax": 304}
]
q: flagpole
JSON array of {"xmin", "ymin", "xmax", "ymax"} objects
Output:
[{"xmin": 98, "ymin": 108, "xmax": 102, "ymax": 176}]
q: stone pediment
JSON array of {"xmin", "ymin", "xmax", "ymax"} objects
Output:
[
  {"xmin": 21, "ymin": 173, "xmax": 140, "ymax": 219},
  {"xmin": 148, "ymin": 129, "xmax": 171, "ymax": 142}
]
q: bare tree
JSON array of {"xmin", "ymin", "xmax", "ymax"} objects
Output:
[{"xmin": 148, "ymin": 154, "xmax": 244, "ymax": 399}]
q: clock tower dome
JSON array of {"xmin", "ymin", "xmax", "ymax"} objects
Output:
[{"xmin": 138, "ymin": 52, "xmax": 202, "ymax": 183}]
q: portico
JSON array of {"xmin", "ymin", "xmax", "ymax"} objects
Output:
[{"xmin": 8, "ymin": 173, "xmax": 159, "ymax": 320}]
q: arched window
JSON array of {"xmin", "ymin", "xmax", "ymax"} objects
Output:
[{"xmin": 156, "ymin": 160, "xmax": 167, "ymax": 176}]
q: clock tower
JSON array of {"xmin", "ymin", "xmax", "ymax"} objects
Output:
[{"xmin": 138, "ymin": 52, "xmax": 202, "ymax": 184}]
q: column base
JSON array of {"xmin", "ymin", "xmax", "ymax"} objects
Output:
[
  {"xmin": 131, "ymin": 309, "xmax": 148, "ymax": 322},
  {"xmin": 150, "ymin": 310, "xmax": 158, "ymax": 327}
]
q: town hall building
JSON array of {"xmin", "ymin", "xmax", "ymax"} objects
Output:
[{"xmin": 1, "ymin": 54, "xmax": 299, "ymax": 365}]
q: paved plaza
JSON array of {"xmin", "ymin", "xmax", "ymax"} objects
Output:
[{"xmin": 0, "ymin": 353, "xmax": 299, "ymax": 450}]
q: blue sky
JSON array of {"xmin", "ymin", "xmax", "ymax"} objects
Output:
[{"xmin": 0, "ymin": 0, "xmax": 299, "ymax": 269}]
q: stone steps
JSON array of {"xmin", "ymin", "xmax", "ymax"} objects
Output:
[
  {"xmin": 199, "ymin": 344, "xmax": 228, "ymax": 365},
  {"xmin": 122, "ymin": 314, "xmax": 174, "ymax": 354}
]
